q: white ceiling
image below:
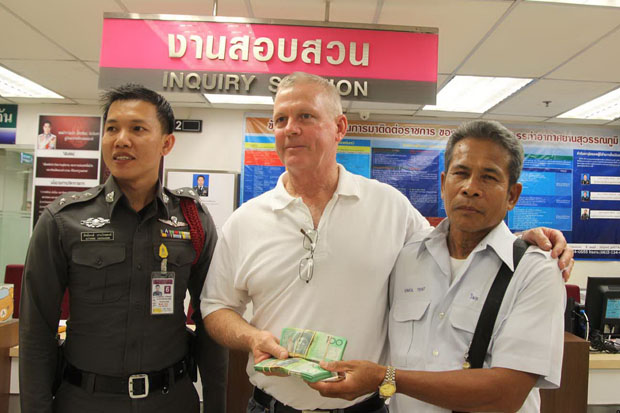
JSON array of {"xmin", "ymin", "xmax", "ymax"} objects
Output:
[{"xmin": 0, "ymin": 0, "xmax": 619, "ymax": 126}]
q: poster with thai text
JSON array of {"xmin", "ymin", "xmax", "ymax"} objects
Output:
[
  {"xmin": 242, "ymin": 116, "xmax": 620, "ymax": 259},
  {"xmin": 33, "ymin": 115, "xmax": 101, "ymax": 228}
]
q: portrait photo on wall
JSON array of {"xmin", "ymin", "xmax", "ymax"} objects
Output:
[
  {"xmin": 581, "ymin": 173, "xmax": 590, "ymax": 185},
  {"xmin": 581, "ymin": 190, "xmax": 590, "ymax": 201},
  {"xmin": 37, "ymin": 119, "xmax": 57, "ymax": 150},
  {"xmin": 580, "ymin": 208, "xmax": 590, "ymax": 220},
  {"xmin": 193, "ymin": 173, "xmax": 210, "ymax": 197}
]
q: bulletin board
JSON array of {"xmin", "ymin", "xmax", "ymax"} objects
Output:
[
  {"xmin": 165, "ymin": 169, "xmax": 238, "ymax": 234},
  {"xmin": 241, "ymin": 115, "xmax": 620, "ymax": 260}
]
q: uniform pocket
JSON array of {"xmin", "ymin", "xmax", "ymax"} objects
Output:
[
  {"xmin": 70, "ymin": 244, "xmax": 127, "ymax": 303},
  {"xmin": 152, "ymin": 242, "xmax": 195, "ymax": 268},
  {"xmin": 152, "ymin": 242, "xmax": 195, "ymax": 302},
  {"xmin": 449, "ymin": 304, "xmax": 479, "ymax": 334},
  {"xmin": 389, "ymin": 299, "xmax": 430, "ymax": 367}
]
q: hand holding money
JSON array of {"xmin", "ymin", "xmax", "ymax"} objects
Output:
[
  {"xmin": 249, "ymin": 329, "xmax": 288, "ymax": 364},
  {"xmin": 254, "ymin": 327, "xmax": 348, "ymax": 382},
  {"xmin": 308, "ymin": 360, "xmax": 386, "ymax": 400}
]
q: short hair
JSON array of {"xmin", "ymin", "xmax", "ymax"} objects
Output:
[
  {"xmin": 101, "ymin": 84, "xmax": 175, "ymax": 135},
  {"xmin": 197, "ymin": 175, "xmax": 205, "ymax": 180},
  {"xmin": 276, "ymin": 72, "xmax": 343, "ymax": 117},
  {"xmin": 445, "ymin": 120, "xmax": 524, "ymax": 186},
  {"xmin": 42, "ymin": 121, "xmax": 51, "ymax": 126}
]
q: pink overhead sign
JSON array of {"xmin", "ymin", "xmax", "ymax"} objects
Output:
[{"xmin": 99, "ymin": 14, "xmax": 439, "ymax": 104}]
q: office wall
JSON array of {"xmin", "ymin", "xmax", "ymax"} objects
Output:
[{"xmin": 8, "ymin": 103, "xmax": 619, "ymax": 288}]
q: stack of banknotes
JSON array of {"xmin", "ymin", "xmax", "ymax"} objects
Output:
[{"xmin": 254, "ymin": 327, "xmax": 347, "ymax": 382}]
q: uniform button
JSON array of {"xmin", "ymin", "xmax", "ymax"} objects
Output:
[
  {"xmin": 439, "ymin": 312, "xmax": 445, "ymax": 319},
  {"xmin": 432, "ymin": 350, "xmax": 439, "ymax": 357},
  {"xmin": 95, "ymin": 257, "xmax": 103, "ymax": 265},
  {"xmin": 137, "ymin": 264, "xmax": 142, "ymax": 270}
]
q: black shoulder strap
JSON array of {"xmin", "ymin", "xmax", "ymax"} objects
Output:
[{"xmin": 465, "ymin": 238, "xmax": 528, "ymax": 369}]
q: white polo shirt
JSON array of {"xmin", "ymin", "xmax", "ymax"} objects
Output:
[
  {"xmin": 389, "ymin": 219, "xmax": 566, "ymax": 413},
  {"xmin": 202, "ymin": 164, "xmax": 431, "ymax": 410}
]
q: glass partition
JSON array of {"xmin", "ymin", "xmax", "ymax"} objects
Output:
[{"xmin": 0, "ymin": 146, "xmax": 33, "ymax": 282}]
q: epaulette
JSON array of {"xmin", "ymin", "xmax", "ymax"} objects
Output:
[
  {"xmin": 47, "ymin": 185, "xmax": 104, "ymax": 214},
  {"xmin": 165, "ymin": 187, "xmax": 210, "ymax": 215}
]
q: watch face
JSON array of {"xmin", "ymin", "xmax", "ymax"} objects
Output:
[{"xmin": 379, "ymin": 383, "xmax": 396, "ymax": 397}]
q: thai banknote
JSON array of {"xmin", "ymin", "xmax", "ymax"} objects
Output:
[{"xmin": 253, "ymin": 327, "xmax": 347, "ymax": 382}]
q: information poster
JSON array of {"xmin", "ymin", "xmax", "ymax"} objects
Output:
[
  {"xmin": 33, "ymin": 115, "xmax": 101, "ymax": 228},
  {"xmin": 242, "ymin": 116, "xmax": 620, "ymax": 259}
]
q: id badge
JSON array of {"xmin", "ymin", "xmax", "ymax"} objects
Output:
[{"xmin": 151, "ymin": 272, "xmax": 175, "ymax": 315}]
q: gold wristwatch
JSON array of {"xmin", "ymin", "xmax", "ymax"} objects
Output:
[{"xmin": 379, "ymin": 365, "xmax": 396, "ymax": 399}]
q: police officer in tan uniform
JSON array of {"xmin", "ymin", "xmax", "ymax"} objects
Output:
[{"xmin": 20, "ymin": 84, "xmax": 228, "ymax": 413}]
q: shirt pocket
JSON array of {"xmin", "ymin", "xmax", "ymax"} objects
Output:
[
  {"xmin": 152, "ymin": 242, "xmax": 195, "ymax": 300},
  {"xmin": 71, "ymin": 244, "xmax": 127, "ymax": 303},
  {"xmin": 389, "ymin": 299, "xmax": 430, "ymax": 367},
  {"xmin": 448, "ymin": 303, "xmax": 482, "ymax": 354}
]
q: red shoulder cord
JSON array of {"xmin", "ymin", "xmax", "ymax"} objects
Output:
[{"xmin": 180, "ymin": 198, "xmax": 205, "ymax": 265}]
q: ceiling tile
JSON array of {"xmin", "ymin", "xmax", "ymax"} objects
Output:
[
  {"xmin": 6, "ymin": 97, "xmax": 77, "ymax": 105},
  {"xmin": 0, "ymin": 6, "xmax": 73, "ymax": 60},
  {"xmin": 550, "ymin": 27, "xmax": 620, "ymax": 82},
  {"xmin": 1, "ymin": 0, "xmax": 123, "ymax": 61},
  {"xmin": 459, "ymin": 2, "xmax": 620, "ymax": 77},
  {"xmin": 416, "ymin": 110, "xmax": 480, "ymax": 119},
  {"xmin": 0, "ymin": 60, "xmax": 99, "ymax": 100},
  {"xmin": 490, "ymin": 79, "xmax": 619, "ymax": 117},
  {"xmin": 85, "ymin": 62, "xmax": 100, "ymax": 74},
  {"xmin": 73, "ymin": 99, "xmax": 102, "ymax": 106},
  {"xmin": 251, "ymin": 0, "xmax": 325, "ymax": 21},
  {"xmin": 379, "ymin": 0, "xmax": 511, "ymax": 73},
  {"xmin": 121, "ymin": 0, "xmax": 248, "ymax": 18},
  {"xmin": 329, "ymin": 0, "xmax": 377, "ymax": 24},
  {"xmin": 545, "ymin": 117, "xmax": 611, "ymax": 126},
  {"xmin": 482, "ymin": 113, "xmax": 548, "ymax": 123}
]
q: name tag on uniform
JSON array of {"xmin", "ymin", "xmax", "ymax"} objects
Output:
[
  {"xmin": 81, "ymin": 231, "xmax": 114, "ymax": 241},
  {"xmin": 151, "ymin": 272, "xmax": 175, "ymax": 315}
]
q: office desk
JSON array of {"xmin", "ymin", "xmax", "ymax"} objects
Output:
[
  {"xmin": 540, "ymin": 332, "xmax": 589, "ymax": 413},
  {"xmin": 589, "ymin": 352, "xmax": 620, "ymax": 405},
  {"xmin": 1, "ymin": 320, "xmax": 19, "ymax": 413}
]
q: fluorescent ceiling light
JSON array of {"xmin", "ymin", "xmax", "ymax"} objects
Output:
[
  {"xmin": 558, "ymin": 87, "xmax": 620, "ymax": 120},
  {"xmin": 204, "ymin": 94, "xmax": 273, "ymax": 105},
  {"xmin": 0, "ymin": 66, "xmax": 64, "ymax": 99},
  {"xmin": 423, "ymin": 75, "xmax": 532, "ymax": 113},
  {"xmin": 526, "ymin": 0, "xmax": 620, "ymax": 7}
]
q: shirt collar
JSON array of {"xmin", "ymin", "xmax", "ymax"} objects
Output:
[
  {"xmin": 270, "ymin": 164, "xmax": 360, "ymax": 211},
  {"xmin": 419, "ymin": 218, "xmax": 517, "ymax": 271},
  {"xmin": 104, "ymin": 176, "xmax": 170, "ymax": 217}
]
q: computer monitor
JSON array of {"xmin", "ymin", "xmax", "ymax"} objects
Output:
[{"xmin": 585, "ymin": 276, "xmax": 620, "ymax": 339}]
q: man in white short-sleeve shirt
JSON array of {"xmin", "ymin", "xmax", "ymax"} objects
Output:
[{"xmin": 310, "ymin": 120, "xmax": 566, "ymax": 413}]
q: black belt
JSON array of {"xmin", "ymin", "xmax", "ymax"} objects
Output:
[
  {"xmin": 63, "ymin": 359, "xmax": 188, "ymax": 399},
  {"xmin": 253, "ymin": 387, "xmax": 385, "ymax": 413}
]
